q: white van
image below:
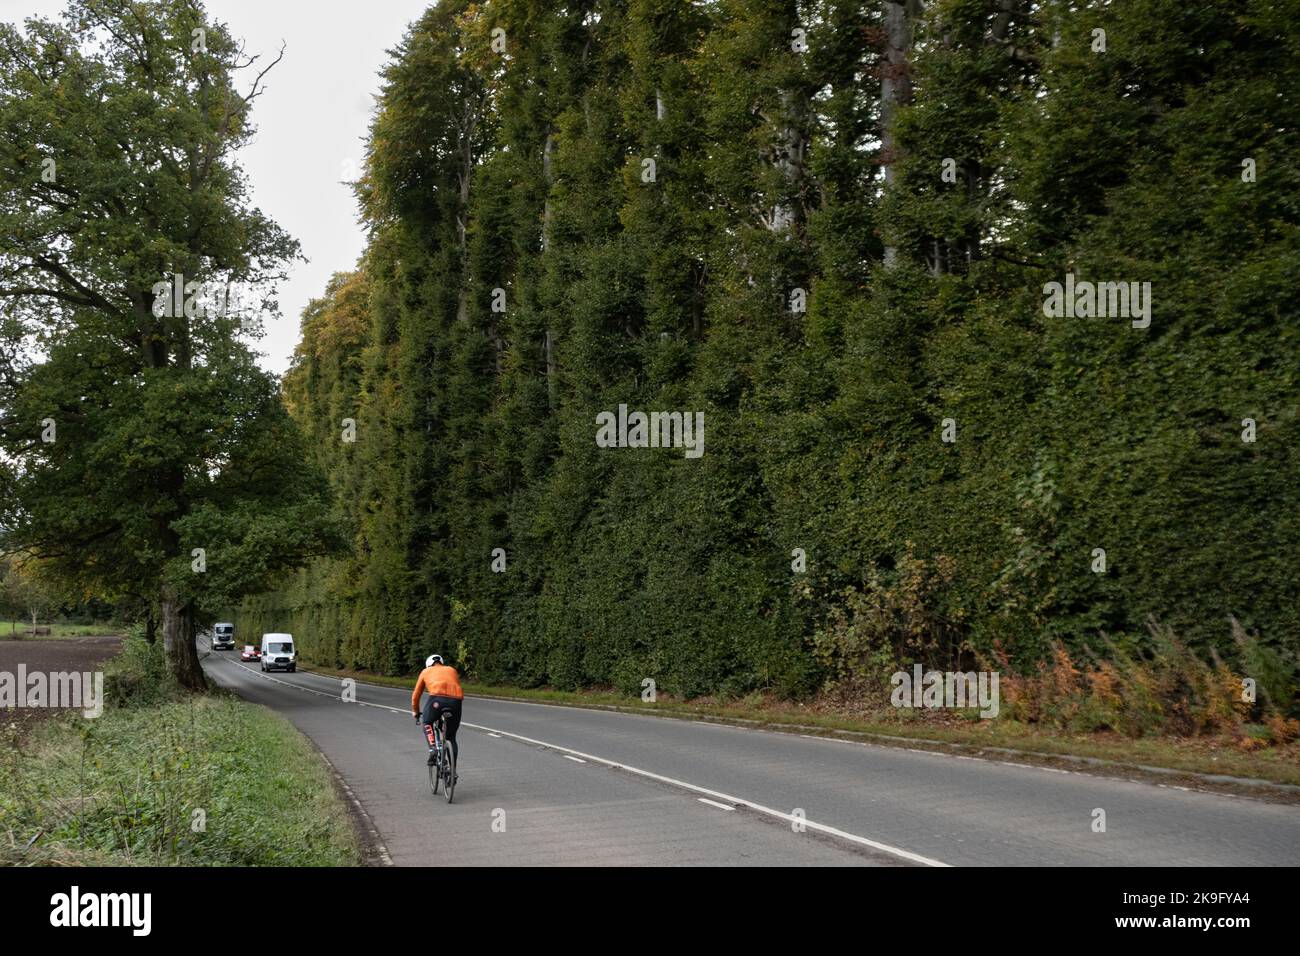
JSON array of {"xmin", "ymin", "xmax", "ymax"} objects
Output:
[
  {"xmin": 212, "ymin": 622, "xmax": 236, "ymax": 650},
  {"xmin": 260, "ymin": 633, "xmax": 297, "ymax": 673}
]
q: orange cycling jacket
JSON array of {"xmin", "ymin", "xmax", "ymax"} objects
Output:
[{"xmin": 412, "ymin": 663, "xmax": 465, "ymax": 712}]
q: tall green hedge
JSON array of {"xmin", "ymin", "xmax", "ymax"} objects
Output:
[{"xmin": 239, "ymin": 0, "xmax": 1299, "ymax": 707}]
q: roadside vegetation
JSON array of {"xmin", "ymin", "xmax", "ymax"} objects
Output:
[{"xmin": 0, "ymin": 632, "xmax": 359, "ymax": 866}]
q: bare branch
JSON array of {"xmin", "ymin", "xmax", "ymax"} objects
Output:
[{"xmin": 239, "ymin": 40, "xmax": 286, "ymax": 107}]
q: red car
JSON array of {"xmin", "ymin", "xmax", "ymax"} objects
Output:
[{"xmin": 240, "ymin": 645, "xmax": 262, "ymax": 662}]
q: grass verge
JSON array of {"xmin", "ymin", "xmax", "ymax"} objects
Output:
[
  {"xmin": 0, "ymin": 635, "xmax": 360, "ymax": 866},
  {"xmin": 0, "ymin": 622, "xmax": 122, "ymax": 640}
]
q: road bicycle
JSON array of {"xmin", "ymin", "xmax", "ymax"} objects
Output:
[{"xmin": 419, "ymin": 709, "xmax": 457, "ymax": 803}]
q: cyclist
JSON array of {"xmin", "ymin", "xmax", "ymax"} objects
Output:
[{"xmin": 412, "ymin": 653, "xmax": 464, "ymax": 768}]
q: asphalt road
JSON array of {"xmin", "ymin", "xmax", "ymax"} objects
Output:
[{"xmin": 198, "ymin": 641, "xmax": 1300, "ymax": 867}]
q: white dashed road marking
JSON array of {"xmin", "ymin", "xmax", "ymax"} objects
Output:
[{"xmin": 201, "ymin": 645, "xmax": 950, "ymax": 867}]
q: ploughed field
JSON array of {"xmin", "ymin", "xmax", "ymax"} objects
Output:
[{"xmin": 0, "ymin": 635, "xmax": 121, "ymax": 738}]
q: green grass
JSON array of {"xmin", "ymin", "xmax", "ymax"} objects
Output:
[
  {"xmin": 0, "ymin": 637, "xmax": 360, "ymax": 866},
  {"xmin": 295, "ymin": 662, "xmax": 1300, "ymax": 789},
  {"xmin": 0, "ymin": 621, "xmax": 121, "ymax": 639}
]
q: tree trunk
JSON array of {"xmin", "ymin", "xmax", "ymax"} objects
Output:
[
  {"xmin": 881, "ymin": 0, "xmax": 922, "ymax": 267},
  {"xmin": 161, "ymin": 589, "xmax": 204, "ymax": 689},
  {"xmin": 541, "ymin": 131, "xmax": 556, "ymax": 253},
  {"xmin": 542, "ymin": 130, "xmax": 557, "ymax": 409},
  {"xmin": 769, "ymin": 90, "xmax": 806, "ymax": 234},
  {"xmin": 455, "ymin": 102, "xmax": 476, "ymax": 327},
  {"xmin": 145, "ymin": 610, "xmax": 157, "ymax": 645},
  {"xmin": 962, "ymin": 158, "xmax": 982, "ymax": 265},
  {"xmin": 544, "ymin": 329, "xmax": 557, "ymax": 409}
]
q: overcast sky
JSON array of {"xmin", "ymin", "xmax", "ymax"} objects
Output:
[{"xmin": 2, "ymin": 0, "xmax": 432, "ymax": 375}]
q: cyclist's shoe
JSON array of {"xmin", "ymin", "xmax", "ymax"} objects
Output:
[{"xmin": 427, "ymin": 749, "xmax": 437, "ymax": 766}]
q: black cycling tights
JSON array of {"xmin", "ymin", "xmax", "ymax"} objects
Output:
[{"xmin": 422, "ymin": 695, "xmax": 462, "ymax": 761}]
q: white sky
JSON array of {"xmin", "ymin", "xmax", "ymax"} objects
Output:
[{"xmin": 2, "ymin": 0, "xmax": 432, "ymax": 375}]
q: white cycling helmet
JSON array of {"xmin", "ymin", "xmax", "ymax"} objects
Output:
[{"xmin": 425, "ymin": 654, "xmax": 444, "ymax": 668}]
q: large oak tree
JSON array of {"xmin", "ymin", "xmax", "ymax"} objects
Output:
[{"xmin": 0, "ymin": 0, "xmax": 338, "ymax": 687}]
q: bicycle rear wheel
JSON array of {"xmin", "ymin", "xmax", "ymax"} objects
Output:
[{"xmin": 443, "ymin": 742, "xmax": 456, "ymax": 803}]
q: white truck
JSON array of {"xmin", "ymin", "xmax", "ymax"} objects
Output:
[
  {"xmin": 260, "ymin": 633, "xmax": 297, "ymax": 673},
  {"xmin": 212, "ymin": 622, "xmax": 236, "ymax": 650}
]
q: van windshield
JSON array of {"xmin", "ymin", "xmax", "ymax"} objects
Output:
[{"xmin": 268, "ymin": 643, "xmax": 293, "ymax": 654}]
